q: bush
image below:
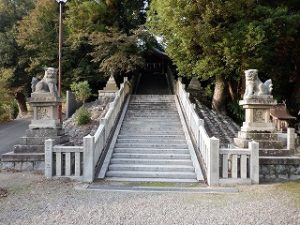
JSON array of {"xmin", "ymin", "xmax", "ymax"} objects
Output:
[
  {"xmin": 75, "ymin": 107, "xmax": 91, "ymax": 125},
  {"xmin": 9, "ymin": 100, "xmax": 19, "ymax": 119},
  {"xmin": 70, "ymin": 81, "xmax": 91, "ymax": 103},
  {"xmin": 0, "ymin": 103, "xmax": 11, "ymax": 122}
]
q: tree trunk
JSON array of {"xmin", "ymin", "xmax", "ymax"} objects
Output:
[
  {"xmin": 212, "ymin": 76, "xmax": 227, "ymax": 115},
  {"xmin": 228, "ymin": 81, "xmax": 236, "ymax": 101},
  {"xmin": 15, "ymin": 92, "xmax": 28, "ymax": 116}
]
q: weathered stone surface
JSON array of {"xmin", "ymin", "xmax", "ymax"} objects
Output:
[
  {"xmin": 243, "ymin": 69, "xmax": 273, "ymax": 99},
  {"xmin": 1, "ymin": 162, "xmax": 14, "ymax": 170},
  {"xmin": 1, "ymin": 152, "xmax": 45, "ymax": 162},
  {"xmin": 31, "ymin": 67, "xmax": 58, "ymax": 96},
  {"xmin": 34, "ymin": 161, "xmax": 45, "ymax": 171},
  {"xmin": 259, "ymin": 156, "xmax": 300, "ymax": 181}
]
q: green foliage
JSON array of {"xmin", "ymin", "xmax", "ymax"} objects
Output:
[
  {"xmin": 226, "ymin": 101, "xmax": 244, "ymax": 125},
  {"xmin": 0, "ymin": 0, "xmax": 34, "ymax": 111},
  {"xmin": 75, "ymin": 106, "xmax": 91, "ymax": 126},
  {"xmin": 148, "ymin": 0, "xmax": 300, "ymax": 110},
  {"xmin": 16, "ymin": 0, "xmax": 58, "ymax": 74},
  {"xmin": 0, "ymin": 103, "xmax": 10, "ymax": 122},
  {"xmin": 90, "ymin": 28, "xmax": 146, "ymax": 77},
  {"xmin": 9, "ymin": 100, "xmax": 19, "ymax": 119},
  {"xmin": 70, "ymin": 81, "xmax": 91, "ymax": 103},
  {"xmin": 0, "ymin": 99, "xmax": 18, "ymax": 122}
]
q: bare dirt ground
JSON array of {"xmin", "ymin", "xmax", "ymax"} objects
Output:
[{"xmin": 0, "ymin": 171, "xmax": 299, "ymax": 225}]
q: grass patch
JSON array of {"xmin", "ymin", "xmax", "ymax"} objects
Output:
[
  {"xmin": 7, "ymin": 184, "xmax": 31, "ymax": 195},
  {"xmin": 275, "ymin": 181, "xmax": 300, "ymax": 205}
]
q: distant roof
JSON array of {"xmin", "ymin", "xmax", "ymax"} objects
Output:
[{"xmin": 270, "ymin": 103, "xmax": 296, "ymax": 120}]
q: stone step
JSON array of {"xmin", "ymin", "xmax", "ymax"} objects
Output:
[
  {"xmin": 114, "ymin": 148, "xmax": 189, "ymax": 154},
  {"xmin": 116, "ymin": 139, "xmax": 186, "ymax": 144},
  {"xmin": 124, "ymin": 116, "xmax": 180, "ymax": 119},
  {"xmin": 1, "ymin": 152, "xmax": 44, "ymax": 162},
  {"xmin": 114, "ymin": 143, "xmax": 188, "ymax": 149},
  {"xmin": 117, "ymin": 135, "xmax": 186, "ymax": 140},
  {"xmin": 119, "ymin": 131, "xmax": 185, "ymax": 135},
  {"xmin": 122, "ymin": 119, "xmax": 180, "ymax": 123},
  {"xmin": 105, "ymin": 177, "xmax": 198, "ymax": 183},
  {"xmin": 122, "ymin": 121, "xmax": 181, "ymax": 125},
  {"xmin": 13, "ymin": 144, "xmax": 44, "ymax": 153},
  {"xmin": 25, "ymin": 128, "xmax": 65, "ymax": 137},
  {"xmin": 110, "ymin": 158, "xmax": 193, "ymax": 166},
  {"xmin": 120, "ymin": 126, "xmax": 182, "ymax": 131},
  {"xmin": 112, "ymin": 153, "xmax": 191, "ymax": 159},
  {"xmin": 19, "ymin": 135, "xmax": 68, "ymax": 145},
  {"xmin": 127, "ymin": 108, "xmax": 177, "ymax": 110},
  {"xmin": 106, "ymin": 171, "xmax": 197, "ymax": 179},
  {"xmin": 108, "ymin": 164, "xmax": 195, "ymax": 172}
]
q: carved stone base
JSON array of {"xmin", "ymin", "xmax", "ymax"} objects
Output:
[
  {"xmin": 29, "ymin": 93, "xmax": 61, "ymax": 129},
  {"xmin": 239, "ymin": 97, "xmax": 277, "ymax": 133}
]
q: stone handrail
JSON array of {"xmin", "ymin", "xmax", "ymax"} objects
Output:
[
  {"xmin": 176, "ymin": 79, "xmax": 259, "ymax": 185},
  {"xmin": 45, "ymin": 77, "xmax": 131, "ymax": 182}
]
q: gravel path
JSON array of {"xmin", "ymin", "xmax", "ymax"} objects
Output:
[{"xmin": 0, "ymin": 172, "xmax": 299, "ymax": 225}]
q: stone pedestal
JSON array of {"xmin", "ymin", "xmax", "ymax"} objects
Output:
[
  {"xmin": 1, "ymin": 71, "xmax": 69, "ymax": 171},
  {"xmin": 234, "ymin": 97, "xmax": 281, "ymax": 150},
  {"xmin": 29, "ymin": 93, "xmax": 61, "ymax": 129},
  {"xmin": 239, "ymin": 97, "xmax": 277, "ymax": 132}
]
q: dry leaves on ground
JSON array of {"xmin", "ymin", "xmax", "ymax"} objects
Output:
[{"xmin": 0, "ymin": 187, "xmax": 8, "ymax": 198}]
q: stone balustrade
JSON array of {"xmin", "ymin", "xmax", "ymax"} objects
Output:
[
  {"xmin": 176, "ymin": 79, "xmax": 260, "ymax": 185},
  {"xmin": 45, "ymin": 77, "xmax": 131, "ymax": 182}
]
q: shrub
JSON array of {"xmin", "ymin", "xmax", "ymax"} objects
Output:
[
  {"xmin": 0, "ymin": 103, "xmax": 11, "ymax": 122},
  {"xmin": 70, "ymin": 81, "xmax": 91, "ymax": 103},
  {"xmin": 9, "ymin": 100, "xmax": 19, "ymax": 119},
  {"xmin": 75, "ymin": 107, "xmax": 91, "ymax": 125}
]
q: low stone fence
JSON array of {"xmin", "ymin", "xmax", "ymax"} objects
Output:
[
  {"xmin": 45, "ymin": 78, "xmax": 131, "ymax": 182},
  {"xmin": 176, "ymin": 79, "xmax": 259, "ymax": 185}
]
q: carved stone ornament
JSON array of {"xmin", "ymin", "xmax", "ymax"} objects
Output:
[
  {"xmin": 243, "ymin": 69, "xmax": 273, "ymax": 99},
  {"xmin": 31, "ymin": 67, "xmax": 58, "ymax": 96}
]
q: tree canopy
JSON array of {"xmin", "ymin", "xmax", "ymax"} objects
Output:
[{"xmin": 148, "ymin": 0, "xmax": 300, "ymax": 114}]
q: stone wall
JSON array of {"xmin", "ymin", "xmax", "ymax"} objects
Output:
[
  {"xmin": 259, "ymin": 158, "xmax": 300, "ymax": 181},
  {"xmin": 1, "ymin": 160, "xmax": 44, "ymax": 172}
]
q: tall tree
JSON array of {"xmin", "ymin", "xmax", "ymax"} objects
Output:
[
  {"xmin": 0, "ymin": 0, "xmax": 34, "ymax": 115},
  {"xmin": 148, "ymin": 0, "xmax": 300, "ymax": 114}
]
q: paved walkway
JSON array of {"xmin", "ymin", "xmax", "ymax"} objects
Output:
[{"xmin": 0, "ymin": 119, "xmax": 30, "ymax": 155}]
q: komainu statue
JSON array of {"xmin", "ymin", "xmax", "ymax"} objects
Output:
[
  {"xmin": 31, "ymin": 67, "xmax": 58, "ymax": 96},
  {"xmin": 243, "ymin": 69, "xmax": 273, "ymax": 99}
]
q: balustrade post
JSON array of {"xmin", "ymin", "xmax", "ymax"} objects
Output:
[
  {"xmin": 208, "ymin": 137, "xmax": 219, "ymax": 186},
  {"xmin": 83, "ymin": 135, "xmax": 95, "ymax": 182},
  {"xmin": 45, "ymin": 139, "xmax": 54, "ymax": 178},
  {"xmin": 249, "ymin": 141, "xmax": 259, "ymax": 184}
]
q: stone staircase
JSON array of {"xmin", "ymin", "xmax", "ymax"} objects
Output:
[{"xmin": 102, "ymin": 95, "xmax": 202, "ymax": 182}]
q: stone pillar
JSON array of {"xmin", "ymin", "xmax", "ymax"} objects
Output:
[
  {"xmin": 208, "ymin": 137, "xmax": 220, "ymax": 186},
  {"xmin": 249, "ymin": 141, "xmax": 259, "ymax": 184},
  {"xmin": 287, "ymin": 128, "xmax": 295, "ymax": 151},
  {"xmin": 83, "ymin": 135, "xmax": 95, "ymax": 182}
]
